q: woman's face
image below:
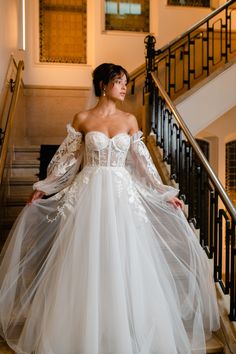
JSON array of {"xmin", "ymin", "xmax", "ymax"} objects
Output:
[{"xmin": 105, "ymin": 73, "xmax": 127, "ymax": 102}]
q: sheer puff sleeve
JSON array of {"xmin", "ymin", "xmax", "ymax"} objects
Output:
[
  {"xmin": 33, "ymin": 124, "xmax": 84, "ymax": 196},
  {"xmin": 126, "ymin": 131, "xmax": 179, "ymax": 201}
]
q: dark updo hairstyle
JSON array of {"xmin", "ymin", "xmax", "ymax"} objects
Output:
[{"xmin": 93, "ymin": 63, "xmax": 129, "ymax": 97}]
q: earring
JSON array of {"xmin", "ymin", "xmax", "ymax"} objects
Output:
[{"xmin": 102, "ymin": 89, "xmax": 106, "ymax": 97}]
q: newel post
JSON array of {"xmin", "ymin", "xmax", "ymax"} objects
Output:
[
  {"xmin": 142, "ymin": 35, "xmax": 157, "ymax": 139},
  {"xmin": 144, "ymin": 34, "xmax": 156, "ymax": 93}
]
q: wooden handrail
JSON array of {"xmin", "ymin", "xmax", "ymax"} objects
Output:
[
  {"xmin": 0, "ymin": 60, "xmax": 24, "ymax": 184},
  {"xmin": 151, "ymin": 71, "xmax": 236, "ymax": 223},
  {"xmin": 159, "ymin": 0, "xmax": 236, "ymax": 54},
  {"xmin": 0, "ymin": 56, "xmax": 18, "ymax": 128},
  {"xmin": 129, "ymin": 0, "xmax": 236, "ymax": 84},
  {"xmin": 149, "ymin": 70, "xmax": 236, "ymax": 321}
]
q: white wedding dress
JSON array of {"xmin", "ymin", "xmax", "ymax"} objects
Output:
[{"xmin": 0, "ymin": 125, "xmax": 220, "ymax": 354}]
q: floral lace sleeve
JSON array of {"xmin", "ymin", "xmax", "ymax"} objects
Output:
[
  {"xmin": 126, "ymin": 131, "xmax": 179, "ymax": 201},
  {"xmin": 33, "ymin": 124, "xmax": 84, "ymax": 195}
]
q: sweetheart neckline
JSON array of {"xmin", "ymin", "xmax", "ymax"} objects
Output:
[{"xmin": 85, "ymin": 131, "xmax": 130, "ymax": 140}]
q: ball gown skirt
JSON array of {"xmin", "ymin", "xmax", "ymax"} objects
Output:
[{"xmin": 0, "ymin": 128, "xmax": 220, "ymax": 354}]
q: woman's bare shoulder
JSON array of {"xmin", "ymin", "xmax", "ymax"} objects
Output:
[
  {"xmin": 123, "ymin": 112, "xmax": 139, "ymax": 134},
  {"xmin": 72, "ymin": 110, "xmax": 91, "ymax": 131},
  {"xmin": 118, "ymin": 110, "xmax": 137, "ymax": 124}
]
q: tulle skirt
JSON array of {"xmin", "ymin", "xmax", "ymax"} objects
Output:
[{"xmin": 0, "ymin": 166, "xmax": 220, "ymax": 354}]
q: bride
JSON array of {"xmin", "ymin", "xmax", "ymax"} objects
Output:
[{"xmin": 0, "ymin": 63, "xmax": 219, "ymax": 354}]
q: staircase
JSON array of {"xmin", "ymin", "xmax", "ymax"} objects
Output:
[
  {"xmin": 0, "ymin": 337, "xmax": 226, "ymax": 354},
  {"xmin": 0, "ymin": 144, "xmax": 227, "ymax": 354},
  {"xmin": 0, "ymin": 2, "xmax": 236, "ymax": 353},
  {"xmin": 0, "ymin": 146, "xmax": 40, "ymax": 247},
  {"xmin": 0, "ymin": 136, "xmax": 227, "ymax": 354},
  {"xmin": 206, "ymin": 336, "xmax": 224, "ymax": 353},
  {"xmin": 148, "ymin": 136, "xmax": 234, "ymax": 354},
  {"xmin": 176, "ymin": 58, "xmax": 236, "ymax": 135}
]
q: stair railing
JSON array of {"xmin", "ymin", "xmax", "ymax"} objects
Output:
[
  {"xmin": 143, "ymin": 55, "xmax": 236, "ymax": 320},
  {"xmin": 0, "ymin": 59, "xmax": 24, "ymax": 184},
  {"xmin": 129, "ymin": 0, "xmax": 236, "ymax": 99}
]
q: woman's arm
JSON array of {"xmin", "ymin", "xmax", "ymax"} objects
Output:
[
  {"xmin": 29, "ymin": 124, "xmax": 84, "ymax": 202},
  {"xmin": 127, "ymin": 116, "xmax": 183, "ymax": 208}
]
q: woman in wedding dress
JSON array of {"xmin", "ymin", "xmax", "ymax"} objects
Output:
[{"xmin": 0, "ymin": 63, "xmax": 219, "ymax": 354}]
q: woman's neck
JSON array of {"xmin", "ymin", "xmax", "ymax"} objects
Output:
[{"xmin": 94, "ymin": 97, "xmax": 117, "ymax": 117}]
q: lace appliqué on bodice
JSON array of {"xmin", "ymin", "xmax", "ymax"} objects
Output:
[
  {"xmin": 83, "ymin": 132, "xmax": 147, "ymax": 222},
  {"xmin": 85, "ymin": 131, "xmax": 130, "ymax": 167},
  {"xmin": 45, "ymin": 131, "xmax": 148, "ymax": 223}
]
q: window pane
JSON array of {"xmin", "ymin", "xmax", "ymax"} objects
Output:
[
  {"xmin": 131, "ymin": 4, "xmax": 141, "ymax": 14},
  {"xmin": 119, "ymin": 3, "xmax": 130, "ymax": 15},
  {"xmin": 106, "ymin": 1, "xmax": 118, "ymax": 14},
  {"xmin": 167, "ymin": 0, "xmax": 210, "ymax": 7},
  {"xmin": 105, "ymin": 0, "xmax": 149, "ymax": 32},
  {"xmin": 39, "ymin": 0, "xmax": 87, "ymax": 64}
]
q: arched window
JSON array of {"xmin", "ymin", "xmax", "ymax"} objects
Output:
[
  {"xmin": 39, "ymin": 0, "xmax": 86, "ymax": 64},
  {"xmin": 226, "ymin": 140, "xmax": 236, "ymax": 205}
]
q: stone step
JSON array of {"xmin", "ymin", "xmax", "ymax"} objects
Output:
[
  {"xmin": 6, "ymin": 178, "xmax": 37, "ymax": 201},
  {"xmin": 0, "ymin": 220, "xmax": 14, "ymax": 231},
  {"xmin": 0, "ymin": 338, "xmax": 15, "ymax": 353},
  {"xmin": 1, "ymin": 204, "xmax": 25, "ymax": 228},
  {"xmin": 6, "ymin": 194, "xmax": 30, "ymax": 205},
  {"xmin": 13, "ymin": 145, "xmax": 40, "ymax": 161},
  {"xmin": 2, "ymin": 204, "xmax": 23, "ymax": 220},
  {"xmin": 9, "ymin": 176, "xmax": 38, "ymax": 185},
  {"xmin": 10, "ymin": 167, "xmax": 39, "ymax": 178},
  {"xmin": 0, "ymin": 335, "xmax": 225, "ymax": 354},
  {"xmin": 14, "ymin": 146, "xmax": 40, "ymax": 152},
  {"xmin": 5, "ymin": 199, "xmax": 26, "ymax": 206},
  {"xmin": 11, "ymin": 159, "xmax": 40, "ymax": 168},
  {"xmin": 4, "ymin": 145, "xmax": 40, "ymax": 180},
  {"xmin": 6, "ymin": 185, "xmax": 33, "ymax": 200},
  {"xmin": 206, "ymin": 333, "xmax": 224, "ymax": 353},
  {"xmin": 10, "ymin": 161, "xmax": 39, "ymax": 177}
]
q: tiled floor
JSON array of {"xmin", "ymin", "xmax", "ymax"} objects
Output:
[{"xmin": 0, "ymin": 341, "xmax": 14, "ymax": 354}]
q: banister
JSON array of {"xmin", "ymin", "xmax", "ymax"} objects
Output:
[
  {"xmin": 147, "ymin": 64, "xmax": 236, "ymax": 320},
  {"xmin": 129, "ymin": 0, "xmax": 236, "ymax": 90},
  {"xmin": 0, "ymin": 56, "xmax": 18, "ymax": 128},
  {"xmin": 0, "ymin": 60, "xmax": 24, "ymax": 184},
  {"xmin": 129, "ymin": 63, "xmax": 145, "ymax": 82},
  {"xmin": 158, "ymin": 0, "xmax": 236, "ymax": 54},
  {"xmin": 151, "ymin": 71, "xmax": 236, "ymax": 223}
]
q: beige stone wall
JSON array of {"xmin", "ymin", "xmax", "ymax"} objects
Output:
[
  {"xmin": 24, "ymin": 0, "xmax": 211, "ymax": 87},
  {"xmin": 23, "ymin": 86, "xmax": 90, "ymax": 145},
  {"xmin": 196, "ymin": 106, "xmax": 236, "ymax": 188},
  {"xmin": 21, "ymin": 80, "xmax": 143, "ymax": 146},
  {"xmin": 0, "ymin": 0, "xmax": 19, "ymax": 91},
  {"xmin": 122, "ymin": 76, "xmax": 144, "ymax": 129},
  {"xmin": 12, "ymin": 83, "xmax": 27, "ymax": 145}
]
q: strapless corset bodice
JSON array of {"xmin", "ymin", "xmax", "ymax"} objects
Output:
[{"xmin": 84, "ymin": 131, "xmax": 130, "ymax": 167}]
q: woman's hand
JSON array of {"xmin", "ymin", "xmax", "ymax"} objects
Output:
[
  {"xmin": 27, "ymin": 190, "xmax": 45, "ymax": 204},
  {"xmin": 168, "ymin": 197, "xmax": 184, "ymax": 209}
]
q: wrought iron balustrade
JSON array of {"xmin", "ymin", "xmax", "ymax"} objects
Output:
[
  {"xmin": 130, "ymin": 0, "xmax": 236, "ymax": 100},
  {"xmin": 144, "ymin": 65, "xmax": 236, "ymax": 321}
]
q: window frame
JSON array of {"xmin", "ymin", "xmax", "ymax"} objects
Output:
[
  {"xmin": 39, "ymin": 0, "xmax": 87, "ymax": 64},
  {"xmin": 103, "ymin": 0, "xmax": 150, "ymax": 33}
]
